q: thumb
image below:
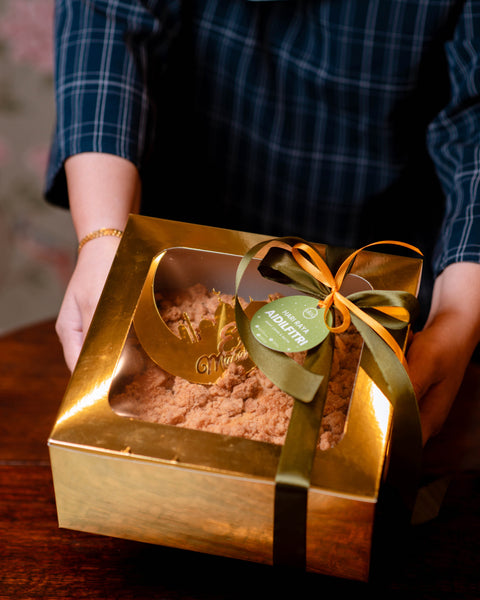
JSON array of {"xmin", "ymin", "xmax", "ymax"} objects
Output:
[{"xmin": 56, "ymin": 292, "xmax": 86, "ymax": 372}]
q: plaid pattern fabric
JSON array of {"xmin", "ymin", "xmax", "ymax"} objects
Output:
[{"xmin": 46, "ymin": 0, "xmax": 480, "ymax": 294}]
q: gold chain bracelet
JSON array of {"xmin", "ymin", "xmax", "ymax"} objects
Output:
[{"xmin": 77, "ymin": 228, "xmax": 124, "ymax": 253}]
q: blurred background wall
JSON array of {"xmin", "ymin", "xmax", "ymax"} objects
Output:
[{"xmin": 0, "ymin": 0, "xmax": 76, "ymax": 335}]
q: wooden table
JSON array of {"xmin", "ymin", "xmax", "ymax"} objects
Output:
[{"xmin": 1, "ymin": 320, "xmax": 479, "ymax": 599}]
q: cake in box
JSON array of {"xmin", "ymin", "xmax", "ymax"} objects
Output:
[
  {"xmin": 110, "ymin": 282, "xmax": 363, "ymax": 451},
  {"xmin": 48, "ymin": 215, "xmax": 423, "ymax": 582}
]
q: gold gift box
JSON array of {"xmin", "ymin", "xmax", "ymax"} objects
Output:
[{"xmin": 48, "ymin": 215, "xmax": 423, "ymax": 582}]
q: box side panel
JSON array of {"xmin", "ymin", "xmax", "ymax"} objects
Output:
[
  {"xmin": 50, "ymin": 445, "xmax": 375, "ymax": 580},
  {"xmin": 307, "ymin": 490, "xmax": 374, "ymax": 582},
  {"xmin": 50, "ymin": 445, "xmax": 274, "ymax": 565}
]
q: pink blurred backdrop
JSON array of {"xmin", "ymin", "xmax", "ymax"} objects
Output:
[{"xmin": 0, "ymin": 0, "xmax": 76, "ymax": 334}]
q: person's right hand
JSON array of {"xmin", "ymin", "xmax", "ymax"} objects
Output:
[
  {"xmin": 56, "ymin": 236, "xmax": 121, "ymax": 372},
  {"xmin": 57, "ymin": 152, "xmax": 142, "ymax": 371}
]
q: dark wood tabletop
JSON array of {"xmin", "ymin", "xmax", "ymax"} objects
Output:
[{"xmin": 1, "ymin": 320, "xmax": 479, "ymax": 599}]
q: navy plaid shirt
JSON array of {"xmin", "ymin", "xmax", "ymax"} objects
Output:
[{"xmin": 46, "ymin": 0, "xmax": 480, "ymax": 309}]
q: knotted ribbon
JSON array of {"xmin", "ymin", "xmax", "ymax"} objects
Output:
[
  {"xmin": 234, "ymin": 237, "xmax": 423, "ymax": 569},
  {"xmin": 290, "ymin": 240, "xmax": 417, "ymax": 366}
]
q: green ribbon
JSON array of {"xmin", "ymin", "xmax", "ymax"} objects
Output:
[{"xmin": 234, "ymin": 237, "xmax": 423, "ymax": 570}]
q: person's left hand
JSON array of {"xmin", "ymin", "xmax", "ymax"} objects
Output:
[
  {"xmin": 406, "ymin": 262, "xmax": 480, "ymax": 445},
  {"xmin": 407, "ymin": 314, "xmax": 473, "ymax": 445}
]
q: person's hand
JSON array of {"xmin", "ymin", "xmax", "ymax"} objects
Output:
[
  {"xmin": 56, "ymin": 152, "xmax": 141, "ymax": 371},
  {"xmin": 407, "ymin": 312, "xmax": 474, "ymax": 445},
  {"xmin": 406, "ymin": 262, "xmax": 480, "ymax": 445},
  {"xmin": 56, "ymin": 237, "xmax": 121, "ymax": 371}
]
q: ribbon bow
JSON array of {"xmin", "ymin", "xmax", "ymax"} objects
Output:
[
  {"xmin": 234, "ymin": 236, "xmax": 423, "ymax": 570},
  {"xmin": 289, "ymin": 240, "xmax": 420, "ymax": 367}
]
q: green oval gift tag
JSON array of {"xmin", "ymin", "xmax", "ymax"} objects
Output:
[{"xmin": 250, "ymin": 295, "xmax": 332, "ymax": 353}]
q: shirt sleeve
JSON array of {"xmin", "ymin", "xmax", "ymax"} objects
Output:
[
  {"xmin": 427, "ymin": 0, "xmax": 480, "ymax": 276},
  {"xmin": 45, "ymin": 0, "xmax": 181, "ymax": 207}
]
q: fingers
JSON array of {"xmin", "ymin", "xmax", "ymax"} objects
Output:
[
  {"xmin": 55, "ymin": 283, "xmax": 87, "ymax": 372},
  {"xmin": 416, "ymin": 381, "xmax": 450, "ymax": 445},
  {"xmin": 59, "ymin": 327, "xmax": 83, "ymax": 373},
  {"xmin": 56, "ymin": 237, "xmax": 121, "ymax": 371},
  {"xmin": 406, "ymin": 328, "xmax": 467, "ymax": 445}
]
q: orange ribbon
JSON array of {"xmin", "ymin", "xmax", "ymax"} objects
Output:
[{"xmin": 291, "ymin": 240, "xmax": 422, "ymax": 367}]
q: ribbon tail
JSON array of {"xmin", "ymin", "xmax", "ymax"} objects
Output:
[
  {"xmin": 234, "ymin": 237, "xmax": 326, "ymax": 403},
  {"xmin": 274, "ymin": 334, "xmax": 334, "ymax": 569},
  {"xmin": 351, "ymin": 314, "xmax": 422, "ymax": 512}
]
